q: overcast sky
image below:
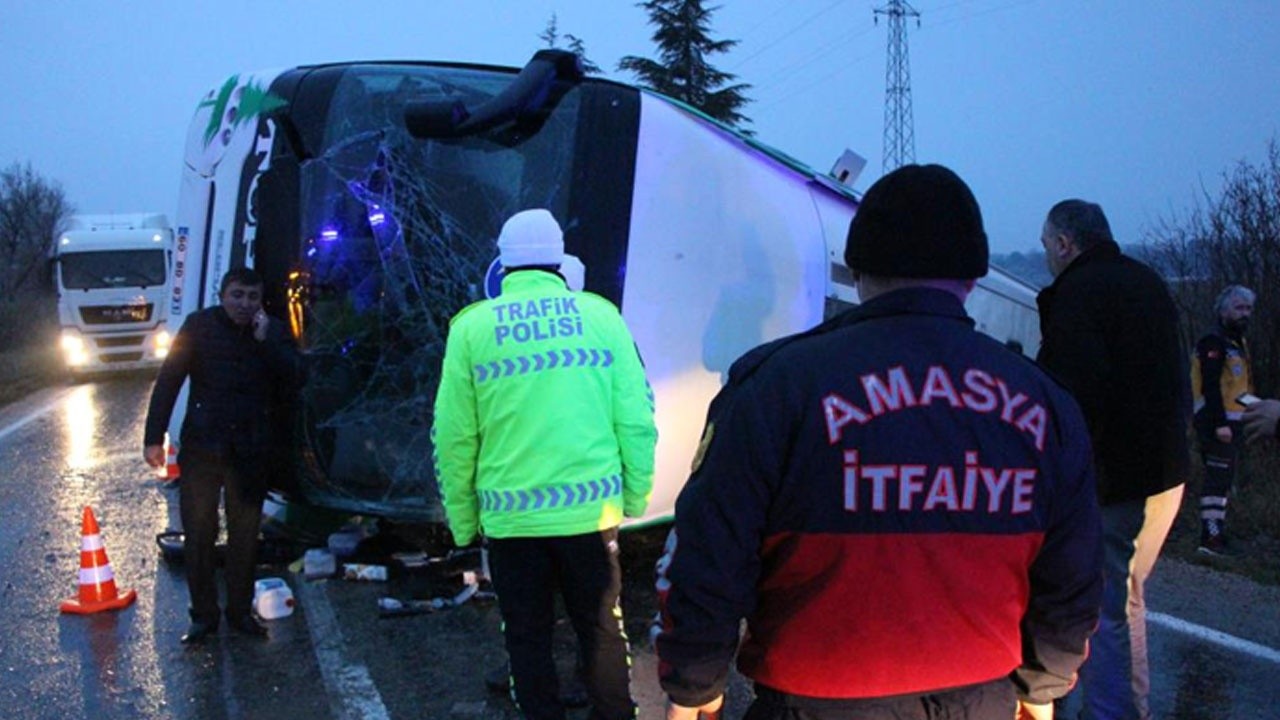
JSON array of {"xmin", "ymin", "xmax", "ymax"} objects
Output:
[{"xmin": 3, "ymin": 0, "xmax": 1278, "ymax": 255}]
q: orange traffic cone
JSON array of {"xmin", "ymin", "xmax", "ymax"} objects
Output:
[
  {"xmin": 60, "ymin": 506, "xmax": 137, "ymax": 614},
  {"xmin": 163, "ymin": 442, "xmax": 180, "ymax": 481}
]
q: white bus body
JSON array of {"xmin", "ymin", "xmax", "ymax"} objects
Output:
[{"xmin": 167, "ymin": 52, "xmax": 1040, "ymax": 526}]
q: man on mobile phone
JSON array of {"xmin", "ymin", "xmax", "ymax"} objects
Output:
[{"xmin": 144, "ymin": 267, "xmax": 307, "ymax": 643}]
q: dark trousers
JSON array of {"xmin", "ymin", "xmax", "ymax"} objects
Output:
[
  {"xmin": 487, "ymin": 528, "xmax": 634, "ymax": 720},
  {"xmin": 745, "ymin": 680, "xmax": 1016, "ymax": 720},
  {"xmin": 1198, "ymin": 420, "xmax": 1242, "ymax": 523},
  {"xmin": 179, "ymin": 449, "xmax": 266, "ymax": 624}
]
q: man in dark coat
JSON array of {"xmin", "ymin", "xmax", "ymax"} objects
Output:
[
  {"xmin": 1037, "ymin": 199, "xmax": 1191, "ymax": 720},
  {"xmin": 144, "ymin": 267, "xmax": 306, "ymax": 643}
]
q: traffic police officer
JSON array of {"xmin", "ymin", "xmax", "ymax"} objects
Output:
[{"xmin": 433, "ymin": 208, "xmax": 657, "ymax": 720}]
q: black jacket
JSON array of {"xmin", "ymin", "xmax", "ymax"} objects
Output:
[
  {"xmin": 1036, "ymin": 241, "xmax": 1191, "ymax": 505},
  {"xmin": 144, "ymin": 306, "xmax": 305, "ymax": 462}
]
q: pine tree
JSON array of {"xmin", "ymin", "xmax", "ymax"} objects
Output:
[
  {"xmin": 565, "ymin": 35, "xmax": 602, "ymax": 74},
  {"xmin": 617, "ymin": 0, "xmax": 753, "ymax": 130},
  {"xmin": 539, "ymin": 14, "xmax": 602, "ymax": 75},
  {"xmin": 539, "ymin": 13, "xmax": 561, "ymax": 48}
]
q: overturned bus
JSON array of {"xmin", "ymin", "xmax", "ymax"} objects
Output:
[{"xmin": 164, "ymin": 50, "xmax": 1041, "ymax": 527}]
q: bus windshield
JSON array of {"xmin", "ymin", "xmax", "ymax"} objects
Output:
[{"xmin": 294, "ymin": 64, "xmax": 589, "ymax": 519}]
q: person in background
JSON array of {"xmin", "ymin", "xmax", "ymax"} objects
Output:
[
  {"xmin": 655, "ymin": 164, "xmax": 1102, "ymax": 720},
  {"xmin": 433, "ymin": 208, "xmax": 657, "ymax": 720},
  {"xmin": 1037, "ymin": 199, "xmax": 1191, "ymax": 720},
  {"xmin": 144, "ymin": 266, "xmax": 307, "ymax": 643},
  {"xmin": 1191, "ymin": 284, "xmax": 1255, "ymax": 556}
]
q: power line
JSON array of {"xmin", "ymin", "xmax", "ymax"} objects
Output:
[
  {"xmin": 928, "ymin": 0, "xmax": 1044, "ymax": 30},
  {"xmin": 749, "ymin": 24, "xmax": 878, "ymax": 89},
  {"xmin": 929, "ymin": 0, "xmax": 978, "ymax": 16},
  {"xmin": 736, "ymin": 0, "xmax": 808, "ymax": 40},
  {"xmin": 753, "ymin": 46, "xmax": 879, "ymax": 110},
  {"xmin": 731, "ymin": 0, "xmax": 854, "ymax": 71}
]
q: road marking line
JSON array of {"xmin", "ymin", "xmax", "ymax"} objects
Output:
[
  {"xmin": 0, "ymin": 394, "xmax": 65, "ymax": 441},
  {"xmin": 1148, "ymin": 611, "xmax": 1280, "ymax": 664},
  {"xmin": 295, "ymin": 578, "xmax": 391, "ymax": 720}
]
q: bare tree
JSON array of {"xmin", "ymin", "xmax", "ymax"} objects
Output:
[
  {"xmin": 0, "ymin": 162, "xmax": 72, "ymax": 302},
  {"xmin": 1145, "ymin": 140, "xmax": 1280, "ymax": 393},
  {"xmin": 0, "ymin": 162, "xmax": 71, "ymax": 350}
]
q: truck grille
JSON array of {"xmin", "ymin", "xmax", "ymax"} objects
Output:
[
  {"xmin": 94, "ymin": 335, "xmax": 146, "ymax": 349},
  {"xmin": 80, "ymin": 304, "xmax": 153, "ymax": 325}
]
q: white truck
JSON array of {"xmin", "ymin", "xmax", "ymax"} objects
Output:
[
  {"xmin": 166, "ymin": 50, "xmax": 1041, "ymax": 525},
  {"xmin": 53, "ymin": 213, "xmax": 174, "ymax": 376}
]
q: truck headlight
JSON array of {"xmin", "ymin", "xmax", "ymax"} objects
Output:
[
  {"xmin": 60, "ymin": 332, "xmax": 88, "ymax": 366},
  {"xmin": 154, "ymin": 329, "xmax": 172, "ymax": 359}
]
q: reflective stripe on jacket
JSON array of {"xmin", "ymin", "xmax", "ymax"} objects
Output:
[{"xmin": 432, "ymin": 270, "xmax": 656, "ymax": 544}]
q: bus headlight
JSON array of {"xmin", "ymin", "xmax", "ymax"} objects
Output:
[
  {"xmin": 60, "ymin": 332, "xmax": 89, "ymax": 366},
  {"xmin": 154, "ymin": 329, "xmax": 172, "ymax": 359}
]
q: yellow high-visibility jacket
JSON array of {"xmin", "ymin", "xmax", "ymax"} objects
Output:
[
  {"xmin": 432, "ymin": 270, "xmax": 656, "ymax": 545},
  {"xmin": 1191, "ymin": 329, "xmax": 1251, "ymax": 426}
]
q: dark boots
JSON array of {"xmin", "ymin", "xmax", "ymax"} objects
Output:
[{"xmin": 1198, "ymin": 518, "xmax": 1237, "ymax": 556}]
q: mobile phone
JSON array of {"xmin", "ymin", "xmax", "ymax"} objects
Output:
[{"xmin": 1237, "ymin": 393, "xmax": 1262, "ymax": 406}]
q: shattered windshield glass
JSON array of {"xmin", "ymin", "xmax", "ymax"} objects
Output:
[
  {"xmin": 60, "ymin": 250, "xmax": 167, "ymax": 290},
  {"xmin": 295, "ymin": 65, "xmax": 579, "ymax": 520}
]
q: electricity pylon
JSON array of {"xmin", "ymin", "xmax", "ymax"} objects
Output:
[{"xmin": 874, "ymin": 0, "xmax": 920, "ymax": 173}]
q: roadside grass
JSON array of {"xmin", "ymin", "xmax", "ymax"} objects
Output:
[
  {"xmin": 1165, "ymin": 445, "xmax": 1280, "ymax": 586},
  {"xmin": 0, "ymin": 338, "xmax": 67, "ymax": 409}
]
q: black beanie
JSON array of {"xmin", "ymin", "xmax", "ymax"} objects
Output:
[{"xmin": 844, "ymin": 163, "xmax": 989, "ymax": 279}]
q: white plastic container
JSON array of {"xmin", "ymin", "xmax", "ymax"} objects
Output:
[{"xmin": 253, "ymin": 577, "xmax": 296, "ymax": 620}]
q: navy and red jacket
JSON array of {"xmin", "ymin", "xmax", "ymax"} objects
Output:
[{"xmin": 654, "ymin": 288, "xmax": 1102, "ymax": 708}]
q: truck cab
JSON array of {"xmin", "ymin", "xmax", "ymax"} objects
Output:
[{"xmin": 53, "ymin": 213, "xmax": 174, "ymax": 376}]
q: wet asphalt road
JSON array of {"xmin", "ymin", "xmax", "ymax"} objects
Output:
[{"xmin": 0, "ymin": 373, "xmax": 1277, "ymax": 719}]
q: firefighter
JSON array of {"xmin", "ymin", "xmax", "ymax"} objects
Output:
[{"xmin": 654, "ymin": 165, "xmax": 1102, "ymax": 720}]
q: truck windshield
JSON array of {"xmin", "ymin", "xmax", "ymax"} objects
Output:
[
  {"xmin": 60, "ymin": 250, "xmax": 167, "ymax": 290},
  {"xmin": 295, "ymin": 64, "xmax": 591, "ymax": 519}
]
